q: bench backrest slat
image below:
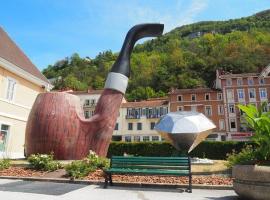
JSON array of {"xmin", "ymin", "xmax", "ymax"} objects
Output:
[{"xmin": 110, "ymin": 156, "xmax": 190, "ymax": 171}]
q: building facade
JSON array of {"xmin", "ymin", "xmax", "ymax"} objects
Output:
[
  {"xmin": 169, "ymin": 66, "xmax": 270, "ymax": 141},
  {"xmin": 169, "ymin": 88, "xmax": 226, "ymax": 141},
  {"xmin": 70, "ymin": 90, "xmax": 168, "ymax": 142},
  {"xmin": 113, "ymin": 99, "xmax": 168, "ymax": 142},
  {"xmin": 215, "ymin": 67, "xmax": 270, "ymax": 140},
  {"xmin": 0, "ymin": 27, "xmax": 51, "ymax": 158}
]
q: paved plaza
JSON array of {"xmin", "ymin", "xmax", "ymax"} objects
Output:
[{"xmin": 0, "ymin": 179, "xmax": 239, "ymax": 200}]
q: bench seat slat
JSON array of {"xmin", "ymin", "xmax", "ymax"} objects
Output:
[
  {"xmin": 111, "ymin": 165, "xmax": 190, "ymax": 170},
  {"xmin": 111, "ymin": 162, "xmax": 189, "ymax": 166},
  {"xmin": 106, "ymin": 168, "xmax": 189, "ymax": 175},
  {"xmin": 112, "ymin": 156, "xmax": 189, "ymax": 160}
]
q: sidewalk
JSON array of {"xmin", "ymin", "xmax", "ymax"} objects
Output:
[{"xmin": 0, "ymin": 179, "xmax": 238, "ymax": 200}]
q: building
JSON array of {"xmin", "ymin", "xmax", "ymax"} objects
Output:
[
  {"xmin": 215, "ymin": 66, "xmax": 270, "ymax": 140},
  {"xmin": 69, "ymin": 89, "xmax": 105, "ymax": 118},
  {"xmin": 70, "ymin": 89, "xmax": 168, "ymax": 142},
  {"xmin": 0, "ymin": 27, "xmax": 51, "ymax": 158},
  {"xmin": 169, "ymin": 88, "xmax": 226, "ymax": 141},
  {"xmin": 113, "ymin": 99, "xmax": 169, "ymax": 142},
  {"xmin": 169, "ymin": 65, "xmax": 270, "ymax": 141}
]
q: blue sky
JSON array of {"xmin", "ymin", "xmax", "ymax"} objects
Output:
[{"xmin": 0, "ymin": 0, "xmax": 269, "ymax": 70}]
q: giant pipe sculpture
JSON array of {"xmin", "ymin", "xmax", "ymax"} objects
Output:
[{"xmin": 25, "ymin": 24, "xmax": 164, "ymax": 160}]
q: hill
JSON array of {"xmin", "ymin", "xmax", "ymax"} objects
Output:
[{"xmin": 42, "ymin": 10, "xmax": 270, "ymax": 101}]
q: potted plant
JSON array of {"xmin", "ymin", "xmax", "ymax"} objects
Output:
[{"xmin": 227, "ymin": 102, "xmax": 270, "ymax": 200}]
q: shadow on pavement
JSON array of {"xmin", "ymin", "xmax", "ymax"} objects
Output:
[
  {"xmin": 95, "ymin": 184, "xmax": 188, "ymax": 193},
  {"xmin": 206, "ymin": 196, "xmax": 240, "ymax": 200},
  {"xmin": 0, "ymin": 180, "xmax": 87, "ymax": 195}
]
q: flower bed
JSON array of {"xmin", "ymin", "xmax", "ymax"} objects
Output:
[
  {"xmin": 0, "ymin": 167, "xmax": 46, "ymax": 177},
  {"xmin": 0, "ymin": 166, "xmax": 232, "ymax": 185}
]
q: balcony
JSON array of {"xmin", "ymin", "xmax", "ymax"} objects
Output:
[
  {"xmin": 83, "ymin": 102, "xmax": 97, "ymax": 108},
  {"xmin": 146, "ymin": 114, "xmax": 163, "ymax": 119},
  {"xmin": 125, "ymin": 115, "xmax": 141, "ymax": 119}
]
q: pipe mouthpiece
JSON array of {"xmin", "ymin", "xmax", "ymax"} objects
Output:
[{"xmin": 105, "ymin": 23, "xmax": 164, "ymax": 94}]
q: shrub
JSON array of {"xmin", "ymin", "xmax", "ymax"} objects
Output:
[
  {"xmin": 226, "ymin": 145, "xmax": 257, "ymax": 168},
  {"xmin": 108, "ymin": 141, "xmax": 252, "ymax": 160},
  {"xmin": 65, "ymin": 150, "xmax": 109, "ymax": 179},
  {"xmin": 28, "ymin": 153, "xmax": 62, "ymax": 171},
  {"xmin": 0, "ymin": 159, "xmax": 11, "ymax": 170},
  {"xmin": 227, "ymin": 103, "xmax": 270, "ymax": 166},
  {"xmin": 65, "ymin": 160, "xmax": 96, "ymax": 179}
]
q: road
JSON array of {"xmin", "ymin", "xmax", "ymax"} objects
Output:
[{"xmin": 0, "ymin": 179, "xmax": 239, "ymax": 200}]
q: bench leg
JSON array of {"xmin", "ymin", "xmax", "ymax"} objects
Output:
[
  {"xmin": 188, "ymin": 174, "xmax": 192, "ymax": 193},
  {"xmin": 104, "ymin": 173, "xmax": 109, "ymax": 188},
  {"xmin": 109, "ymin": 174, "xmax": 113, "ymax": 186}
]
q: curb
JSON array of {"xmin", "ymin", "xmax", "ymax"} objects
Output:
[{"xmin": 0, "ymin": 176, "xmax": 233, "ymax": 190}]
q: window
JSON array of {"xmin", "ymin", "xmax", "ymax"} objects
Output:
[
  {"xmin": 152, "ymin": 136, "xmax": 159, "ymax": 141},
  {"xmin": 248, "ymin": 88, "xmax": 256, "ymax": 99},
  {"xmin": 226, "ymin": 89, "xmax": 234, "ymax": 100},
  {"xmin": 237, "ymin": 89, "xmax": 245, "ymax": 101},
  {"xmin": 128, "ymin": 123, "xmax": 133, "ymax": 130},
  {"xmin": 90, "ymin": 99, "xmax": 95, "ymax": 105},
  {"xmin": 143, "ymin": 136, "xmax": 150, "ymax": 142},
  {"xmin": 259, "ymin": 88, "xmax": 267, "ymax": 100},
  {"xmin": 134, "ymin": 136, "xmax": 140, "ymax": 142},
  {"xmin": 259, "ymin": 78, "xmax": 265, "ymax": 85},
  {"xmin": 125, "ymin": 136, "xmax": 131, "ymax": 142},
  {"xmin": 217, "ymin": 93, "xmax": 223, "ymax": 100},
  {"xmin": 229, "ymin": 119, "xmax": 237, "ymax": 130},
  {"xmin": 262, "ymin": 103, "xmax": 269, "ymax": 112},
  {"xmin": 218, "ymin": 105, "xmax": 224, "ymax": 115},
  {"xmin": 0, "ymin": 124, "xmax": 9, "ymax": 152},
  {"xmin": 114, "ymin": 123, "xmax": 119, "ymax": 130},
  {"xmin": 6, "ymin": 77, "xmax": 16, "ymax": 101},
  {"xmin": 205, "ymin": 106, "xmax": 212, "ymax": 116},
  {"xmin": 177, "ymin": 95, "xmax": 182, "ymax": 102},
  {"xmin": 177, "ymin": 106, "xmax": 183, "ymax": 111},
  {"xmin": 248, "ymin": 77, "xmax": 254, "ymax": 85},
  {"xmin": 150, "ymin": 122, "xmax": 155, "ymax": 130},
  {"xmin": 219, "ymin": 120, "xmax": 225, "ymax": 130},
  {"xmin": 137, "ymin": 123, "xmax": 142, "ymax": 130},
  {"xmin": 84, "ymin": 111, "xmax": 90, "ymax": 119},
  {"xmin": 226, "ymin": 78, "xmax": 232, "ymax": 86},
  {"xmin": 205, "ymin": 93, "xmax": 210, "ymax": 101},
  {"xmin": 191, "ymin": 94, "xmax": 196, "ymax": 101},
  {"xmin": 237, "ymin": 78, "xmax": 243, "ymax": 86},
  {"xmin": 229, "ymin": 104, "xmax": 235, "ymax": 113},
  {"xmin": 84, "ymin": 99, "xmax": 90, "ymax": 106}
]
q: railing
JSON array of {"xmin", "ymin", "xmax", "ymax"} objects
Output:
[
  {"xmin": 125, "ymin": 115, "xmax": 141, "ymax": 119},
  {"xmin": 83, "ymin": 103, "xmax": 97, "ymax": 107},
  {"xmin": 146, "ymin": 114, "xmax": 163, "ymax": 119}
]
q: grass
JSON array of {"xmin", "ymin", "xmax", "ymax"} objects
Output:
[{"xmin": 191, "ymin": 160, "xmax": 229, "ymax": 174}]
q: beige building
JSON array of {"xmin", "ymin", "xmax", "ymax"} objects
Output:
[
  {"xmin": 70, "ymin": 90, "xmax": 168, "ymax": 142},
  {"xmin": 113, "ymin": 99, "xmax": 169, "ymax": 142},
  {"xmin": 0, "ymin": 27, "xmax": 51, "ymax": 158}
]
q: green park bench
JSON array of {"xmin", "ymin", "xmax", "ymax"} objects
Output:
[{"xmin": 104, "ymin": 156, "xmax": 192, "ymax": 193}]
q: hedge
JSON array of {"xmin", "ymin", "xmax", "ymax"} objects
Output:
[{"xmin": 108, "ymin": 141, "xmax": 254, "ymax": 160}]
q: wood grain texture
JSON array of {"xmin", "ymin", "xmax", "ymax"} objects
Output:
[{"xmin": 25, "ymin": 89, "xmax": 123, "ymax": 160}]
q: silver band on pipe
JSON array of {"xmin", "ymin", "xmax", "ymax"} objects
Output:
[{"xmin": 104, "ymin": 72, "xmax": 128, "ymax": 94}]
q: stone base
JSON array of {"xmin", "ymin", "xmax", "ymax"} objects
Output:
[{"xmin": 232, "ymin": 165, "xmax": 270, "ymax": 200}]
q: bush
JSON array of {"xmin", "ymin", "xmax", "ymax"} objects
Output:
[
  {"xmin": 0, "ymin": 159, "xmax": 11, "ymax": 170},
  {"xmin": 65, "ymin": 160, "xmax": 96, "ymax": 179},
  {"xmin": 28, "ymin": 153, "xmax": 62, "ymax": 171},
  {"xmin": 226, "ymin": 145, "xmax": 257, "ymax": 168},
  {"xmin": 108, "ymin": 141, "xmax": 252, "ymax": 160},
  {"xmin": 227, "ymin": 103, "xmax": 270, "ymax": 166},
  {"xmin": 65, "ymin": 150, "xmax": 109, "ymax": 179}
]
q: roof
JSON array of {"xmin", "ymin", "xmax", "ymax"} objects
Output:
[
  {"xmin": 219, "ymin": 73, "xmax": 259, "ymax": 79},
  {"xmin": 0, "ymin": 27, "xmax": 49, "ymax": 83},
  {"xmin": 169, "ymin": 88, "xmax": 220, "ymax": 94},
  {"xmin": 67, "ymin": 89, "xmax": 104, "ymax": 95},
  {"xmin": 121, "ymin": 99, "xmax": 168, "ymax": 108}
]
